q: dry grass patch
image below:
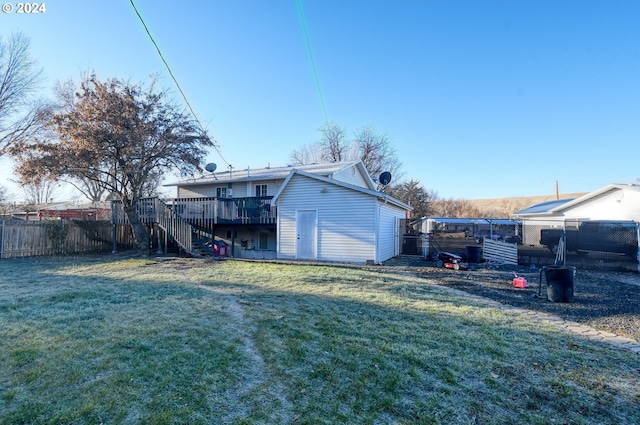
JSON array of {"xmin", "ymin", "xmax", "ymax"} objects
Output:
[{"xmin": 0, "ymin": 256, "xmax": 639, "ymax": 424}]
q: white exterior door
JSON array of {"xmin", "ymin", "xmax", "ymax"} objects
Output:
[{"xmin": 296, "ymin": 210, "xmax": 317, "ymax": 259}]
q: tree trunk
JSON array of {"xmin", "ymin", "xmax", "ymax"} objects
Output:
[{"xmin": 124, "ymin": 203, "xmax": 150, "ymax": 255}]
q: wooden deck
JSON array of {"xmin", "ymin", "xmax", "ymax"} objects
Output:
[{"xmin": 111, "ymin": 196, "xmax": 276, "ymax": 227}]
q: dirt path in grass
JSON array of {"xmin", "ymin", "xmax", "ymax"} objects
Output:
[{"xmin": 179, "ymin": 264, "xmax": 294, "ymax": 421}]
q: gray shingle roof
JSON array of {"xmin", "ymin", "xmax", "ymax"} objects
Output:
[{"xmin": 166, "ymin": 161, "xmax": 361, "ymax": 187}]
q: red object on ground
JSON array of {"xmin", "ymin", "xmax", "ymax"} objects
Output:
[{"xmin": 513, "ymin": 277, "xmax": 528, "ymax": 288}]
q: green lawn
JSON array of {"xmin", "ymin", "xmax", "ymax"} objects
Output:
[{"xmin": 1, "ymin": 256, "xmax": 638, "ymax": 424}]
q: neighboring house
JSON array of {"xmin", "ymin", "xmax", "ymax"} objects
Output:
[
  {"xmin": 117, "ymin": 160, "xmax": 412, "ymax": 264},
  {"xmin": 6, "ymin": 202, "xmax": 109, "ymax": 221},
  {"xmin": 38, "ymin": 202, "xmax": 111, "ymax": 221},
  {"xmin": 513, "ymin": 183, "xmax": 640, "ymax": 245}
]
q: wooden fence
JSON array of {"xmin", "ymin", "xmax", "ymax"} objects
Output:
[{"xmin": 0, "ymin": 220, "xmax": 135, "ymax": 259}]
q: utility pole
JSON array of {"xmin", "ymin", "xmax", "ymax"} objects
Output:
[{"xmin": 556, "ymin": 180, "xmax": 559, "ymax": 200}]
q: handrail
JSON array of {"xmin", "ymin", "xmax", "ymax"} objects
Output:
[
  {"xmin": 111, "ymin": 198, "xmax": 194, "ymax": 254},
  {"xmin": 153, "ymin": 198, "xmax": 193, "ymax": 253},
  {"xmin": 168, "ymin": 196, "xmax": 275, "ymax": 225}
]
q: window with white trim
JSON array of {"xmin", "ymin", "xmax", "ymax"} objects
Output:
[{"xmin": 255, "ymin": 184, "xmax": 268, "ymax": 197}]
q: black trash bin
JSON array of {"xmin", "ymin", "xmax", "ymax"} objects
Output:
[
  {"xmin": 544, "ymin": 265, "xmax": 575, "ymax": 303},
  {"xmin": 466, "ymin": 245, "xmax": 482, "ymax": 263},
  {"xmin": 402, "ymin": 234, "xmax": 418, "ymax": 255}
]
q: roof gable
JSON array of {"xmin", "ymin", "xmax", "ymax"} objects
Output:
[
  {"xmin": 551, "ymin": 184, "xmax": 640, "ymax": 212},
  {"xmin": 514, "ymin": 183, "xmax": 640, "ymax": 217}
]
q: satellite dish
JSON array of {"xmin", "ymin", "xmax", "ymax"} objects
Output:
[
  {"xmin": 205, "ymin": 163, "xmax": 217, "ymax": 173},
  {"xmin": 379, "ymin": 171, "xmax": 392, "ymax": 186}
]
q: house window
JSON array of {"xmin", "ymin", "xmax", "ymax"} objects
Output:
[
  {"xmin": 259, "ymin": 233, "xmax": 269, "ymax": 250},
  {"xmin": 216, "ymin": 187, "xmax": 227, "ymax": 198},
  {"xmin": 255, "ymin": 184, "xmax": 268, "ymax": 197}
]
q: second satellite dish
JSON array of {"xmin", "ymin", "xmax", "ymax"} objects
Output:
[{"xmin": 205, "ymin": 163, "xmax": 217, "ymax": 173}]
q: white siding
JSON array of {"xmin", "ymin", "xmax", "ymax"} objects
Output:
[
  {"xmin": 333, "ymin": 166, "xmax": 370, "ymax": 188},
  {"xmin": 176, "ymin": 179, "xmax": 284, "ymax": 199},
  {"xmin": 230, "ymin": 183, "xmax": 247, "ymax": 198},
  {"xmin": 277, "ymin": 207, "xmax": 297, "ymax": 259},
  {"xmin": 276, "ymin": 174, "xmax": 377, "ymax": 263},
  {"xmin": 377, "ymin": 201, "xmax": 406, "ymax": 263},
  {"xmin": 177, "ymin": 186, "xmax": 217, "ymax": 198},
  {"xmin": 561, "ymin": 189, "xmax": 640, "ymax": 221}
]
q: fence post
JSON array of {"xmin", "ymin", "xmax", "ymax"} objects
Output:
[
  {"xmin": 112, "ymin": 224, "xmax": 117, "ymax": 253},
  {"xmin": 422, "ymin": 233, "xmax": 429, "ymax": 259},
  {"xmin": 0, "ymin": 220, "xmax": 4, "ymax": 259},
  {"xmin": 636, "ymin": 222, "xmax": 640, "ymax": 273}
]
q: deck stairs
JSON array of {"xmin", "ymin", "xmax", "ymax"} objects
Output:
[
  {"xmin": 190, "ymin": 238, "xmax": 219, "ymax": 257},
  {"xmin": 153, "ymin": 198, "xmax": 210, "ymax": 257},
  {"xmin": 115, "ymin": 198, "xmax": 231, "ymax": 257}
]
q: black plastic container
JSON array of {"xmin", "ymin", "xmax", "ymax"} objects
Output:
[
  {"xmin": 544, "ymin": 265, "xmax": 576, "ymax": 303},
  {"xmin": 466, "ymin": 245, "xmax": 482, "ymax": 263}
]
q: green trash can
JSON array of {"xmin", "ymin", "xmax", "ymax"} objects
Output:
[{"xmin": 544, "ymin": 265, "xmax": 576, "ymax": 303}]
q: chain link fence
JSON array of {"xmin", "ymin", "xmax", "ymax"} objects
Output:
[{"xmin": 399, "ymin": 218, "xmax": 639, "ymax": 271}]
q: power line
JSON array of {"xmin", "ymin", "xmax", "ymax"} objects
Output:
[
  {"xmin": 129, "ymin": 0, "xmax": 230, "ymax": 167},
  {"xmin": 296, "ymin": 0, "xmax": 329, "ymax": 124}
]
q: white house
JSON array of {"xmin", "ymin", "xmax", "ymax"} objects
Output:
[
  {"xmin": 513, "ymin": 183, "xmax": 640, "ymax": 245},
  {"xmin": 155, "ymin": 160, "xmax": 411, "ymax": 264}
]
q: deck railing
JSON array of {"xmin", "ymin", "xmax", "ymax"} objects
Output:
[
  {"xmin": 111, "ymin": 196, "xmax": 276, "ymax": 227},
  {"xmin": 153, "ymin": 198, "xmax": 193, "ymax": 253},
  {"xmin": 111, "ymin": 198, "xmax": 194, "ymax": 252},
  {"xmin": 169, "ymin": 196, "xmax": 275, "ymax": 226}
]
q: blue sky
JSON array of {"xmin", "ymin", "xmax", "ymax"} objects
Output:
[{"xmin": 1, "ymin": 0, "xmax": 639, "ymax": 201}]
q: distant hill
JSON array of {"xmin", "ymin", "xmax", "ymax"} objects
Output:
[{"xmin": 466, "ymin": 192, "xmax": 588, "ymax": 218}]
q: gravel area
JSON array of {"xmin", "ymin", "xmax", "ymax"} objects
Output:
[{"xmin": 383, "ymin": 256, "xmax": 640, "ymax": 342}]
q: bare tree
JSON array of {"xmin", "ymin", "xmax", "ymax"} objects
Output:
[
  {"xmin": 498, "ymin": 198, "xmax": 529, "ymax": 218},
  {"xmin": 11, "ymin": 74, "xmax": 214, "ymax": 253},
  {"xmin": 353, "ymin": 126, "xmax": 402, "ymax": 180},
  {"xmin": 19, "ymin": 178, "xmax": 59, "ymax": 205},
  {"xmin": 0, "ymin": 32, "xmax": 46, "ymax": 155},
  {"xmin": 65, "ymin": 176, "xmax": 107, "ymax": 204},
  {"xmin": 318, "ymin": 122, "xmax": 350, "ymax": 162},
  {"xmin": 289, "ymin": 123, "xmax": 349, "ymax": 165},
  {"xmin": 431, "ymin": 198, "xmax": 483, "ymax": 218},
  {"xmin": 0, "ymin": 185, "xmax": 13, "ymax": 217},
  {"xmin": 289, "ymin": 141, "xmax": 324, "ymax": 165},
  {"xmin": 289, "ymin": 123, "xmax": 403, "ymax": 180}
]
